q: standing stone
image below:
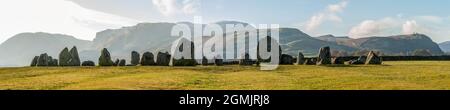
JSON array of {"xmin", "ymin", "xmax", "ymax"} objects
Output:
[
  {"xmin": 296, "ymin": 52, "xmax": 305, "ymax": 65},
  {"xmin": 214, "ymin": 55, "xmax": 223, "ymax": 66},
  {"xmin": 118, "ymin": 59, "xmax": 126, "ymax": 66},
  {"xmin": 131, "ymin": 51, "xmax": 140, "ymax": 66},
  {"xmin": 59, "ymin": 47, "xmax": 71, "ymax": 66},
  {"xmin": 50, "ymin": 59, "xmax": 58, "ymax": 66},
  {"xmin": 82, "ymin": 61, "xmax": 95, "ymax": 66},
  {"xmin": 317, "ymin": 46, "xmax": 332, "ymax": 65},
  {"xmin": 98, "ymin": 48, "xmax": 114, "ymax": 66},
  {"xmin": 36, "ymin": 53, "xmax": 49, "ymax": 66},
  {"xmin": 140, "ymin": 52, "xmax": 155, "ymax": 66},
  {"xmin": 30, "ymin": 56, "xmax": 39, "ymax": 66},
  {"xmin": 69, "ymin": 46, "xmax": 81, "ymax": 66},
  {"xmin": 113, "ymin": 59, "xmax": 119, "ymax": 66},
  {"xmin": 280, "ymin": 54, "xmax": 294, "ymax": 65},
  {"xmin": 332, "ymin": 57, "xmax": 345, "ymax": 64},
  {"xmin": 365, "ymin": 51, "xmax": 382, "ymax": 65},
  {"xmin": 156, "ymin": 52, "xmax": 170, "ymax": 66},
  {"xmin": 239, "ymin": 53, "xmax": 253, "ymax": 66}
]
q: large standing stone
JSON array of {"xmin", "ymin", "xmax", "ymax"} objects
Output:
[
  {"xmin": 69, "ymin": 46, "xmax": 81, "ymax": 66},
  {"xmin": 280, "ymin": 54, "xmax": 294, "ymax": 65},
  {"xmin": 30, "ymin": 56, "xmax": 39, "ymax": 66},
  {"xmin": 118, "ymin": 59, "xmax": 126, "ymax": 66},
  {"xmin": 317, "ymin": 46, "xmax": 332, "ymax": 65},
  {"xmin": 140, "ymin": 52, "xmax": 155, "ymax": 66},
  {"xmin": 59, "ymin": 47, "xmax": 71, "ymax": 66},
  {"xmin": 131, "ymin": 51, "xmax": 140, "ymax": 66},
  {"xmin": 156, "ymin": 52, "xmax": 171, "ymax": 66},
  {"xmin": 365, "ymin": 51, "xmax": 382, "ymax": 65},
  {"xmin": 47, "ymin": 56, "xmax": 58, "ymax": 66},
  {"xmin": 82, "ymin": 61, "xmax": 95, "ymax": 66},
  {"xmin": 98, "ymin": 48, "xmax": 114, "ymax": 66},
  {"xmin": 36, "ymin": 53, "xmax": 49, "ymax": 66},
  {"xmin": 59, "ymin": 46, "xmax": 80, "ymax": 66},
  {"xmin": 296, "ymin": 52, "xmax": 305, "ymax": 65}
]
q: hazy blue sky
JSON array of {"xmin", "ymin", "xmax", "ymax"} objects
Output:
[{"xmin": 1, "ymin": 0, "xmax": 449, "ymax": 43}]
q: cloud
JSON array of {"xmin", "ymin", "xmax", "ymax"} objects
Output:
[
  {"xmin": 402, "ymin": 20, "xmax": 423, "ymax": 34},
  {"xmin": 305, "ymin": 0, "xmax": 348, "ymax": 32},
  {"xmin": 152, "ymin": 0, "xmax": 200, "ymax": 16},
  {"xmin": 0, "ymin": 0, "xmax": 140, "ymax": 43},
  {"xmin": 348, "ymin": 16, "xmax": 450, "ymax": 42},
  {"xmin": 348, "ymin": 17, "xmax": 399, "ymax": 38}
]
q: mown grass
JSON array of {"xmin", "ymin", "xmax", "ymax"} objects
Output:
[{"xmin": 0, "ymin": 61, "xmax": 450, "ymax": 90}]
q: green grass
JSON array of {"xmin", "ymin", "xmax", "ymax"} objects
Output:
[{"xmin": 0, "ymin": 61, "xmax": 450, "ymax": 90}]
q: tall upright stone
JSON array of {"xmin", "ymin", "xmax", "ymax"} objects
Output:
[
  {"xmin": 98, "ymin": 48, "xmax": 114, "ymax": 66},
  {"xmin": 59, "ymin": 47, "xmax": 70, "ymax": 66},
  {"xmin": 36, "ymin": 53, "xmax": 49, "ymax": 66},
  {"xmin": 296, "ymin": 52, "xmax": 305, "ymax": 65},
  {"xmin": 365, "ymin": 51, "xmax": 382, "ymax": 65},
  {"xmin": 141, "ymin": 52, "xmax": 155, "ymax": 66},
  {"xmin": 69, "ymin": 46, "xmax": 81, "ymax": 66},
  {"xmin": 30, "ymin": 56, "xmax": 39, "ymax": 66},
  {"xmin": 131, "ymin": 51, "xmax": 140, "ymax": 66},
  {"xmin": 118, "ymin": 59, "xmax": 126, "ymax": 66},
  {"xmin": 317, "ymin": 46, "xmax": 332, "ymax": 65}
]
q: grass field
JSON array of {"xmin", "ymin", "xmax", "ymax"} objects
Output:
[{"xmin": 0, "ymin": 61, "xmax": 450, "ymax": 90}]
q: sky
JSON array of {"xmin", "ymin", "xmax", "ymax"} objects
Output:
[{"xmin": 0, "ymin": 0, "xmax": 449, "ymax": 43}]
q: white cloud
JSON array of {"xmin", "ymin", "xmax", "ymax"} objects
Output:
[
  {"xmin": 402, "ymin": 20, "xmax": 422, "ymax": 34},
  {"xmin": 305, "ymin": 0, "xmax": 348, "ymax": 33},
  {"xmin": 348, "ymin": 17, "xmax": 399, "ymax": 38},
  {"xmin": 152, "ymin": 0, "xmax": 200, "ymax": 16},
  {"xmin": 348, "ymin": 16, "xmax": 450, "ymax": 42},
  {"xmin": 0, "ymin": 0, "xmax": 140, "ymax": 43}
]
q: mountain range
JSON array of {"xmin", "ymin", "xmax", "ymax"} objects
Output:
[{"xmin": 0, "ymin": 21, "xmax": 445, "ymax": 66}]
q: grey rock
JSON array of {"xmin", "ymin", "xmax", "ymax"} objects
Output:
[
  {"xmin": 140, "ymin": 52, "xmax": 155, "ymax": 66},
  {"xmin": 296, "ymin": 52, "xmax": 305, "ymax": 65},
  {"xmin": 69, "ymin": 46, "xmax": 81, "ymax": 66},
  {"xmin": 58, "ymin": 47, "xmax": 71, "ymax": 66},
  {"xmin": 98, "ymin": 48, "xmax": 114, "ymax": 66},
  {"xmin": 280, "ymin": 54, "xmax": 294, "ymax": 65},
  {"xmin": 118, "ymin": 59, "xmax": 126, "ymax": 66},
  {"xmin": 82, "ymin": 60, "xmax": 95, "ymax": 66},
  {"xmin": 317, "ymin": 46, "xmax": 332, "ymax": 65},
  {"xmin": 365, "ymin": 51, "xmax": 382, "ymax": 65},
  {"xmin": 30, "ymin": 56, "xmax": 39, "ymax": 66},
  {"xmin": 36, "ymin": 53, "xmax": 49, "ymax": 66},
  {"xmin": 131, "ymin": 51, "xmax": 140, "ymax": 66},
  {"xmin": 156, "ymin": 52, "xmax": 170, "ymax": 66}
]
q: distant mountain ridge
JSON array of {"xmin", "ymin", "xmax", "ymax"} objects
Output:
[
  {"xmin": 0, "ymin": 21, "xmax": 445, "ymax": 66},
  {"xmin": 316, "ymin": 34, "xmax": 444, "ymax": 55},
  {"xmin": 439, "ymin": 41, "xmax": 450, "ymax": 53}
]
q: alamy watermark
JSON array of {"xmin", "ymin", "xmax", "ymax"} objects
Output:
[{"xmin": 170, "ymin": 16, "xmax": 280, "ymax": 70}]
